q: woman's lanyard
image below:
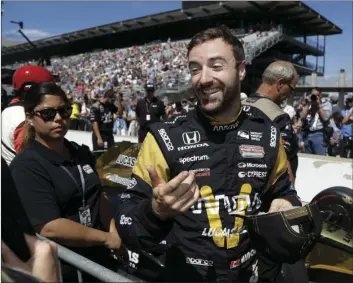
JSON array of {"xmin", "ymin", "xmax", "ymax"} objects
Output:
[{"xmin": 61, "ymin": 165, "xmax": 86, "ymax": 207}]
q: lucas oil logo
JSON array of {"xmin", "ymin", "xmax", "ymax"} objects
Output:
[{"xmin": 116, "ymin": 154, "xmax": 136, "ymax": 168}]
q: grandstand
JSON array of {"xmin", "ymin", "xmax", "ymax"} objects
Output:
[
  {"xmin": 2, "ymin": 1, "xmax": 342, "ymax": 97},
  {"xmin": 2, "ymin": 38, "xmax": 20, "ymax": 47}
]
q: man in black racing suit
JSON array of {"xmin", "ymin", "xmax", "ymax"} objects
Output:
[{"xmin": 115, "ymin": 26, "xmax": 301, "ymax": 282}]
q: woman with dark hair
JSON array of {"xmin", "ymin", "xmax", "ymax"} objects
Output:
[{"xmin": 10, "ymin": 82, "xmax": 121, "ymax": 279}]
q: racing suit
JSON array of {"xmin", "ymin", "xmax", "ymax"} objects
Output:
[
  {"xmin": 115, "ymin": 106, "xmax": 301, "ymax": 282},
  {"xmin": 244, "ymin": 94, "xmax": 299, "ymax": 178}
]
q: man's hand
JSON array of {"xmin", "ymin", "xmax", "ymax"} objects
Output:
[
  {"xmin": 146, "ymin": 166, "xmax": 200, "ymax": 220},
  {"xmin": 104, "ymin": 232, "xmax": 122, "ymax": 250},
  {"xmin": 97, "ymin": 137, "xmax": 104, "ymax": 147},
  {"xmin": 268, "ymin": 199, "xmax": 293, "ymax": 213},
  {"xmin": 1, "ymin": 234, "xmax": 60, "ymax": 283}
]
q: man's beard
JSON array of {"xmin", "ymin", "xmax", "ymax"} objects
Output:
[
  {"xmin": 198, "ymin": 95, "xmax": 232, "ymax": 116},
  {"xmin": 194, "ymin": 79, "xmax": 239, "ymax": 117}
]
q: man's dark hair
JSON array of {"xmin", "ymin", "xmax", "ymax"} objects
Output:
[{"xmin": 187, "ymin": 25, "xmax": 245, "ymax": 63}]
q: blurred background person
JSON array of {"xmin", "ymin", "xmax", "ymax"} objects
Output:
[
  {"xmin": 135, "ymin": 82, "xmax": 166, "ymax": 143},
  {"xmin": 69, "ymin": 100, "xmax": 81, "ymax": 130},
  {"xmin": 1, "ymin": 65, "xmax": 54, "ymax": 165},
  {"xmin": 126, "ymin": 104, "xmax": 139, "ymax": 136},
  {"xmin": 327, "ymin": 108, "xmax": 342, "ymax": 157},
  {"xmin": 90, "ymin": 89, "xmax": 122, "ymax": 154},
  {"xmin": 340, "ymin": 96, "xmax": 353, "ymax": 158},
  {"xmin": 300, "ymin": 88, "xmax": 332, "ymax": 155}
]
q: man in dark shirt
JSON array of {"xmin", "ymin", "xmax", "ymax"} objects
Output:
[
  {"xmin": 90, "ymin": 89, "xmax": 122, "ymax": 152},
  {"xmin": 244, "ymin": 61, "xmax": 309, "ymax": 283},
  {"xmin": 244, "ymin": 61, "xmax": 299, "ymax": 180},
  {"xmin": 135, "ymin": 82, "xmax": 166, "ymax": 143}
]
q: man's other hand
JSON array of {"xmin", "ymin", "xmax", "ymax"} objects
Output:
[
  {"xmin": 268, "ymin": 198, "xmax": 293, "ymax": 213},
  {"xmin": 146, "ymin": 166, "xmax": 200, "ymax": 220}
]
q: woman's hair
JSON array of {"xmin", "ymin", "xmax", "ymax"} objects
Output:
[{"xmin": 21, "ymin": 82, "xmax": 70, "ymax": 151}]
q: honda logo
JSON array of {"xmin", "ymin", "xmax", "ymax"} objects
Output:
[{"xmin": 182, "ymin": 131, "xmax": 200, "ymax": 145}]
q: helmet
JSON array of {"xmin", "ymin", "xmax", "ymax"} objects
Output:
[{"xmin": 13, "ymin": 65, "xmax": 54, "ymax": 92}]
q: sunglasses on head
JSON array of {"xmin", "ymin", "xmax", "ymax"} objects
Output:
[{"xmin": 33, "ymin": 106, "xmax": 73, "ymax": 121}]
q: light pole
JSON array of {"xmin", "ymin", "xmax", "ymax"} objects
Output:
[{"xmin": 10, "ymin": 20, "xmax": 37, "ymax": 49}]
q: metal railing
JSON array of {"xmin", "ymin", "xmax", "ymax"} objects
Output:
[
  {"xmin": 244, "ymin": 25, "xmax": 284, "ymax": 64},
  {"xmin": 295, "ymin": 37, "xmax": 325, "ymax": 52},
  {"xmin": 37, "ymin": 234, "xmax": 143, "ymax": 282}
]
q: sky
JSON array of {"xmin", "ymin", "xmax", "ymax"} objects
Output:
[{"xmin": 1, "ymin": 1, "xmax": 352, "ymax": 86}]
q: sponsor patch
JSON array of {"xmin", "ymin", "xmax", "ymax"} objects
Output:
[
  {"xmin": 179, "ymin": 155, "xmax": 209, "ymax": 164},
  {"xmin": 202, "ymin": 227, "xmax": 236, "ymax": 238},
  {"xmin": 127, "ymin": 250, "xmax": 139, "ymax": 269},
  {"xmin": 237, "ymin": 130, "xmax": 250, "ymax": 140},
  {"xmin": 213, "ymin": 121, "xmax": 239, "ymax": 132},
  {"xmin": 189, "ymin": 168, "xmax": 211, "ymax": 177},
  {"xmin": 242, "ymin": 105, "xmax": 251, "ymax": 112},
  {"xmin": 158, "ymin": 129, "xmax": 174, "ymax": 151},
  {"xmin": 165, "ymin": 115, "xmax": 186, "ymax": 124},
  {"xmin": 237, "ymin": 130, "xmax": 263, "ymax": 141},
  {"xmin": 230, "ymin": 259, "xmax": 241, "ymax": 269},
  {"xmin": 238, "ymin": 171, "xmax": 267, "ymax": 178},
  {"xmin": 239, "ymin": 145, "xmax": 265, "ymax": 159},
  {"xmin": 120, "ymin": 215, "xmax": 132, "ymax": 225},
  {"xmin": 270, "ymin": 126, "xmax": 277, "ymax": 147},
  {"xmin": 126, "ymin": 177, "xmax": 137, "ymax": 190},
  {"xmin": 241, "ymin": 249, "xmax": 256, "ymax": 264},
  {"xmin": 120, "ymin": 193, "xmax": 131, "ymax": 199},
  {"xmin": 82, "ymin": 164, "xmax": 94, "ymax": 174},
  {"xmin": 182, "ymin": 131, "xmax": 201, "ymax": 145},
  {"xmin": 250, "ymin": 131, "xmax": 263, "ymax": 141},
  {"xmin": 178, "ymin": 142, "xmax": 209, "ymax": 151},
  {"xmin": 116, "ymin": 154, "xmax": 136, "ymax": 168},
  {"xmin": 237, "ymin": 162, "xmax": 267, "ymax": 169},
  {"xmin": 186, "ymin": 257, "xmax": 213, "ymax": 267},
  {"xmin": 230, "ymin": 249, "xmax": 256, "ymax": 269},
  {"xmin": 104, "ymin": 173, "xmax": 131, "ymax": 187}
]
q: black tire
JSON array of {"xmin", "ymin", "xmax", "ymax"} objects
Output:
[{"xmin": 310, "ymin": 186, "xmax": 353, "ymax": 232}]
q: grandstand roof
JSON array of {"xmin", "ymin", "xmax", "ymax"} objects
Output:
[
  {"xmin": 2, "ymin": 38, "xmax": 21, "ymax": 47},
  {"xmin": 2, "ymin": 1, "xmax": 342, "ymax": 65}
]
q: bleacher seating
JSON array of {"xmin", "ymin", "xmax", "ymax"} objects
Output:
[{"xmin": 4, "ymin": 26, "xmax": 283, "ymax": 103}]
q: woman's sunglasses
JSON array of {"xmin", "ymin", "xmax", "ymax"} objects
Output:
[{"xmin": 33, "ymin": 106, "xmax": 73, "ymax": 121}]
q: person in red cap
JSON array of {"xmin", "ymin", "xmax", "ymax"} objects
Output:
[{"xmin": 1, "ymin": 65, "xmax": 54, "ymax": 165}]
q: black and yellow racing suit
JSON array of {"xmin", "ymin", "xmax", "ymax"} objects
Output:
[{"xmin": 115, "ymin": 106, "xmax": 301, "ymax": 282}]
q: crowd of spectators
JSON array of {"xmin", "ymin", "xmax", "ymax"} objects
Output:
[
  {"xmin": 285, "ymin": 89, "xmax": 353, "ymax": 158},
  {"xmin": 4, "ymin": 23, "xmax": 350, "ymax": 158}
]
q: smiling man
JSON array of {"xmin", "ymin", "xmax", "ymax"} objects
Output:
[{"xmin": 115, "ymin": 25, "xmax": 301, "ymax": 282}]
